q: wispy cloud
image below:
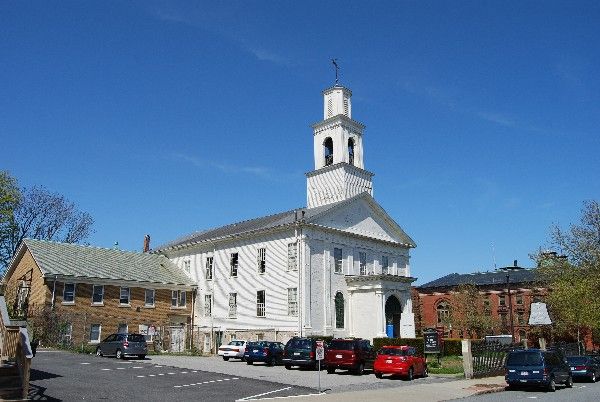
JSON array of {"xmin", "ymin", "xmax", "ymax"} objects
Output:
[
  {"xmin": 171, "ymin": 153, "xmax": 275, "ymax": 180},
  {"xmin": 476, "ymin": 111, "xmax": 515, "ymax": 127},
  {"xmin": 245, "ymin": 46, "xmax": 290, "ymax": 66}
]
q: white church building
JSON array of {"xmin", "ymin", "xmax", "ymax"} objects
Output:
[{"xmin": 155, "ymin": 83, "xmax": 417, "ymax": 352}]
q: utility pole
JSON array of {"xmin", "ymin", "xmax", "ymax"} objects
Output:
[{"xmin": 506, "ymin": 274, "xmax": 515, "ymax": 343}]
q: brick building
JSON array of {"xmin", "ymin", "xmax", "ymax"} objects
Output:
[
  {"xmin": 2, "ymin": 238, "xmax": 196, "ymax": 352},
  {"xmin": 416, "ymin": 262, "xmax": 545, "ymax": 343}
]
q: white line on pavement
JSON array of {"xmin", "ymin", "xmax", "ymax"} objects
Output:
[
  {"xmin": 80, "ymin": 363, "xmax": 90, "ymax": 365},
  {"xmin": 236, "ymin": 387, "xmax": 292, "ymax": 401},
  {"xmin": 116, "ymin": 367, "xmax": 125, "ymax": 370},
  {"xmin": 101, "ymin": 369, "xmax": 111, "ymax": 371}
]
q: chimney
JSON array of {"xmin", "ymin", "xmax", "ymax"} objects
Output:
[
  {"xmin": 513, "ymin": 259, "xmax": 518, "ymax": 267},
  {"xmin": 143, "ymin": 235, "xmax": 151, "ymax": 252}
]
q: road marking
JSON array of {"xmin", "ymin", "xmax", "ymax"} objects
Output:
[
  {"xmin": 526, "ymin": 397, "xmax": 538, "ymax": 399},
  {"xmin": 237, "ymin": 387, "xmax": 292, "ymax": 401},
  {"xmin": 192, "ymin": 370, "xmax": 198, "ymax": 373},
  {"xmin": 148, "ymin": 374, "xmax": 155, "ymax": 377},
  {"xmin": 101, "ymin": 368, "xmax": 111, "ymax": 371},
  {"xmin": 137, "ymin": 375, "xmax": 145, "ymax": 378},
  {"xmin": 181, "ymin": 371, "xmax": 188, "ymax": 374},
  {"xmin": 80, "ymin": 363, "xmax": 91, "ymax": 365},
  {"xmin": 158, "ymin": 373, "xmax": 165, "ymax": 376},
  {"xmin": 173, "ymin": 378, "xmax": 241, "ymax": 388},
  {"xmin": 168, "ymin": 372, "xmax": 176, "ymax": 375},
  {"xmin": 116, "ymin": 367, "xmax": 125, "ymax": 370},
  {"xmin": 154, "ymin": 365, "xmax": 163, "ymax": 368},
  {"xmin": 132, "ymin": 367, "xmax": 143, "ymax": 369}
]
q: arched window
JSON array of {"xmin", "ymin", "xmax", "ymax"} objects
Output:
[
  {"xmin": 436, "ymin": 301, "xmax": 450, "ymax": 324},
  {"xmin": 334, "ymin": 292, "xmax": 344, "ymax": 328},
  {"xmin": 348, "ymin": 138, "xmax": 355, "ymax": 165},
  {"xmin": 324, "ymin": 137, "xmax": 334, "ymax": 166}
]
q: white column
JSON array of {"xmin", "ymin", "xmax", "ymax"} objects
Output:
[
  {"xmin": 348, "ymin": 291, "xmax": 354, "ymax": 337},
  {"xmin": 376, "ymin": 291, "xmax": 387, "ymax": 338}
]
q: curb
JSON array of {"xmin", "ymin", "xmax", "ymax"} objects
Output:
[{"xmin": 473, "ymin": 385, "xmax": 506, "ymax": 395}]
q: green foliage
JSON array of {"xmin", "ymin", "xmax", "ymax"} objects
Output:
[
  {"xmin": 443, "ymin": 338, "xmax": 463, "ymax": 356},
  {"xmin": 426, "ymin": 355, "xmax": 464, "ymax": 375},
  {"xmin": 537, "ymin": 200, "xmax": 600, "ymax": 343},
  {"xmin": 0, "ymin": 171, "xmax": 20, "ymax": 277},
  {"xmin": 449, "ymin": 284, "xmax": 496, "ymax": 338}
]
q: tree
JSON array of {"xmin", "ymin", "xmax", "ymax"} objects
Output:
[
  {"xmin": 536, "ymin": 200, "xmax": 600, "ymax": 346},
  {"xmin": 448, "ymin": 283, "xmax": 496, "ymax": 338},
  {"xmin": 0, "ymin": 171, "xmax": 21, "ymax": 276},
  {"xmin": 0, "ymin": 175, "xmax": 94, "ymax": 274}
]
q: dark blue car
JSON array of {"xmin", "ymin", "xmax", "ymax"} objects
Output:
[
  {"xmin": 505, "ymin": 349, "xmax": 572, "ymax": 391},
  {"xmin": 244, "ymin": 341, "xmax": 285, "ymax": 366},
  {"xmin": 566, "ymin": 355, "xmax": 600, "ymax": 382}
]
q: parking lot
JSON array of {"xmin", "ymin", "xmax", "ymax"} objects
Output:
[{"xmin": 29, "ymin": 350, "xmax": 316, "ymax": 401}]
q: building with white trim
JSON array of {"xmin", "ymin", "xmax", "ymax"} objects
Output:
[{"xmin": 155, "ymin": 83, "xmax": 417, "ymax": 352}]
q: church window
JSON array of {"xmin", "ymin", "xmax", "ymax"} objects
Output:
[
  {"xmin": 256, "ymin": 290, "xmax": 266, "ymax": 317},
  {"xmin": 257, "ymin": 247, "xmax": 266, "ymax": 274},
  {"xmin": 335, "ymin": 292, "xmax": 344, "ymax": 328},
  {"xmin": 288, "ymin": 288, "xmax": 298, "ymax": 316},
  {"xmin": 205, "ymin": 256, "xmax": 213, "ymax": 280},
  {"xmin": 334, "ymin": 247, "xmax": 343, "ymax": 274},
  {"xmin": 230, "ymin": 253, "xmax": 238, "ymax": 277},
  {"xmin": 515, "ymin": 294, "xmax": 523, "ymax": 305},
  {"xmin": 348, "ymin": 138, "xmax": 355, "ymax": 165},
  {"xmin": 343, "ymin": 97, "xmax": 349, "ymax": 116},
  {"xmin": 228, "ymin": 293, "xmax": 237, "ymax": 318},
  {"xmin": 381, "ymin": 255, "xmax": 389, "ymax": 275},
  {"xmin": 204, "ymin": 295, "xmax": 212, "ymax": 316},
  {"xmin": 327, "ymin": 98, "xmax": 333, "ymax": 117},
  {"xmin": 288, "ymin": 243, "xmax": 297, "ymax": 271},
  {"xmin": 359, "ymin": 252, "xmax": 367, "ymax": 275},
  {"xmin": 324, "ymin": 137, "xmax": 334, "ymax": 166},
  {"xmin": 436, "ymin": 301, "xmax": 450, "ymax": 324}
]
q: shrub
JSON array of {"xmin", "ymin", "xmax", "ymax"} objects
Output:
[{"xmin": 443, "ymin": 338, "xmax": 463, "ymax": 356}]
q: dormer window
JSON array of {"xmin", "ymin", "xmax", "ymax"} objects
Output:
[
  {"xmin": 324, "ymin": 137, "xmax": 334, "ymax": 166},
  {"xmin": 348, "ymin": 138, "xmax": 355, "ymax": 165}
]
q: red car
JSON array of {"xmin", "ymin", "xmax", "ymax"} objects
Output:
[{"xmin": 373, "ymin": 346, "xmax": 427, "ymax": 380}]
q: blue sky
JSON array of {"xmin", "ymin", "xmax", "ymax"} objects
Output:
[{"xmin": 2, "ymin": 1, "xmax": 599, "ymax": 284}]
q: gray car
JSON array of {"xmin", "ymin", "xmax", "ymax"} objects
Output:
[{"xmin": 95, "ymin": 333, "xmax": 148, "ymax": 359}]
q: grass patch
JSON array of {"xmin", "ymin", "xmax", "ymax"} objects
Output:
[{"xmin": 426, "ymin": 355, "xmax": 464, "ymax": 375}]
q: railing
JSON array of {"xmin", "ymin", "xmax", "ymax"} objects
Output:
[
  {"xmin": 0, "ymin": 295, "xmax": 32, "ymax": 399},
  {"xmin": 471, "ymin": 340, "xmax": 523, "ymax": 378}
]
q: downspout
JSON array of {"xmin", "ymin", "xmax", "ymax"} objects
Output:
[{"xmin": 51, "ymin": 275, "xmax": 58, "ymax": 310}]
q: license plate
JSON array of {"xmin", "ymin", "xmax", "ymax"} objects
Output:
[
  {"xmin": 336, "ymin": 354, "xmax": 342, "ymax": 359},
  {"xmin": 571, "ymin": 367, "xmax": 575, "ymax": 370},
  {"xmin": 520, "ymin": 371, "xmax": 528, "ymax": 375},
  {"xmin": 253, "ymin": 349, "xmax": 258, "ymax": 352},
  {"xmin": 294, "ymin": 352, "xmax": 300, "ymax": 356},
  {"xmin": 386, "ymin": 359, "xmax": 392, "ymax": 364}
]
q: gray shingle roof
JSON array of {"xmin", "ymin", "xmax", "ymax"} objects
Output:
[
  {"xmin": 418, "ymin": 267, "xmax": 541, "ymax": 290},
  {"xmin": 23, "ymin": 238, "xmax": 195, "ymax": 288},
  {"xmin": 155, "ymin": 192, "xmax": 416, "ymax": 251}
]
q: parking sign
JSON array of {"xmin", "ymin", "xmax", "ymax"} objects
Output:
[{"xmin": 315, "ymin": 340, "xmax": 324, "ymax": 360}]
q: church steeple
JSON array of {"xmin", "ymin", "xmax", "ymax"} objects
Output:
[{"xmin": 306, "ymin": 84, "xmax": 374, "ymax": 208}]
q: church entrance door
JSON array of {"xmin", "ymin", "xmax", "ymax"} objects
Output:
[{"xmin": 385, "ymin": 295, "xmax": 402, "ymax": 338}]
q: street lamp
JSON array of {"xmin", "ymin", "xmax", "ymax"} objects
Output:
[{"xmin": 506, "ymin": 274, "xmax": 515, "ymax": 343}]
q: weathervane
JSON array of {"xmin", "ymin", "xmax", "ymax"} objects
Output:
[{"xmin": 331, "ymin": 58, "xmax": 339, "ymax": 85}]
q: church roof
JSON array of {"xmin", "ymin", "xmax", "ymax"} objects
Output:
[
  {"xmin": 418, "ymin": 267, "xmax": 541, "ymax": 290},
  {"xmin": 155, "ymin": 192, "xmax": 416, "ymax": 251},
  {"xmin": 12, "ymin": 238, "xmax": 195, "ymax": 288}
]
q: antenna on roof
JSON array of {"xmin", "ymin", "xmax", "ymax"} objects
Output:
[{"xmin": 492, "ymin": 242, "xmax": 497, "ymax": 270}]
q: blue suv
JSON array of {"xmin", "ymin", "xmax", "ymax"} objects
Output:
[{"xmin": 505, "ymin": 349, "xmax": 573, "ymax": 392}]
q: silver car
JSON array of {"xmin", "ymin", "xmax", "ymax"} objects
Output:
[{"xmin": 95, "ymin": 333, "xmax": 148, "ymax": 359}]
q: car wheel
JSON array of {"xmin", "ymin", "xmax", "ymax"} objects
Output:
[
  {"xmin": 423, "ymin": 365, "xmax": 428, "ymax": 378},
  {"xmin": 353, "ymin": 362, "xmax": 365, "ymax": 375},
  {"xmin": 375, "ymin": 372, "xmax": 382, "ymax": 379},
  {"xmin": 246, "ymin": 360, "xmax": 253, "ymax": 365},
  {"xmin": 407, "ymin": 367, "xmax": 414, "ymax": 381},
  {"xmin": 116, "ymin": 349, "xmax": 123, "ymax": 360},
  {"xmin": 547, "ymin": 377, "xmax": 556, "ymax": 392},
  {"xmin": 565, "ymin": 375, "xmax": 573, "ymax": 388},
  {"xmin": 285, "ymin": 365, "xmax": 291, "ymax": 370},
  {"xmin": 223, "ymin": 356, "xmax": 230, "ymax": 361},
  {"xmin": 327, "ymin": 367, "xmax": 336, "ymax": 374},
  {"xmin": 138, "ymin": 354, "xmax": 146, "ymax": 359},
  {"xmin": 95, "ymin": 347, "xmax": 103, "ymax": 357}
]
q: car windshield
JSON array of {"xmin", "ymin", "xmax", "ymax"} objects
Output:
[
  {"xmin": 229, "ymin": 341, "xmax": 245, "ymax": 346},
  {"xmin": 507, "ymin": 352, "xmax": 543, "ymax": 366},
  {"xmin": 379, "ymin": 348, "xmax": 407, "ymax": 356},
  {"xmin": 127, "ymin": 334, "xmax": 146, "ymax": 342},
  {"xmin": 288, "ymin": 339, "xmax": 312, "ymax": 349},
  {"xmin": 567, "ymin": 356, "xmax": 588, "ymax": 365},
  {"xmin": 328, "ymin": 341, "xmax": 354, "ymax": 350}
]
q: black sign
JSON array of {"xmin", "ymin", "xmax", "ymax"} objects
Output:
[{"xmin": 423, "ymin": 331, "xmax": 440, "ymax": 354}]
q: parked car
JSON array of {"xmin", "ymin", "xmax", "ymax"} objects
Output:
[
  {"xmin": 95, "ymin": 333, "xmax": 147, "ymax": 359},
  {"xmin": 325, "ymin": 338, "xmax": 375, "ymax": 375},
  {"xmin": 283, "ymin": 337, "xmax": 324, "ymax": 370},
  {"xmin": 373, "ymin": 345, "xmax": 427, "ymax": 380},
  {"xmin": 505, "ymin": 349, "xmax": 573, "ymax": 391},
  {"xmin": 217, "ymin": 340, "xmax": 247, "ymax": 361},
  {"xmin": 244, "ymin": 341, "xmax": 285, "ymax": 366},
  {"xmin": 566, "ymin": 355, "xmax": 600, "ymax": 382}
]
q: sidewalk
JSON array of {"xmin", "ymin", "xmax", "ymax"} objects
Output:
[{"xmin": 281, "ymin": 376, "xmax": 507, "ymax": 402}]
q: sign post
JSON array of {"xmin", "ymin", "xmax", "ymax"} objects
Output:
[
  {"xmin": 423, "ymin": 328, "xmax": 442, "ymax": 366},
  {"xmin": 315, "ymin": 340, "xmax": 324, "ymax": 393}
]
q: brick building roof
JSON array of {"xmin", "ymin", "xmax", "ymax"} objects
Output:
[{"xmin": 418, "ymin": 267, "xmax": 540, "ymax": 290}]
